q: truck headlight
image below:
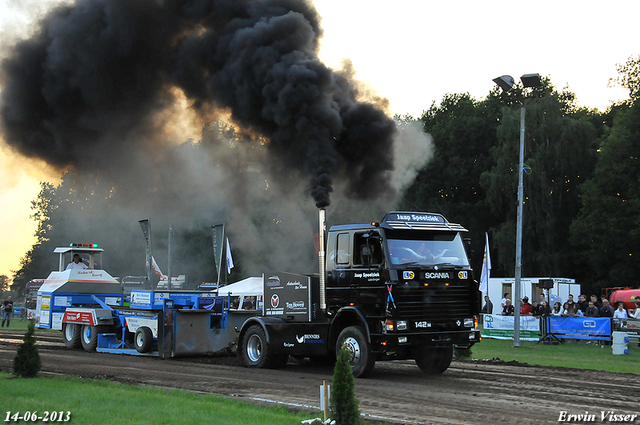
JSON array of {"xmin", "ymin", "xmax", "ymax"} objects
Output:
[
  {"xmin": 385, "ymin": 320, "xmax": 394, "ymax": 331},
  {"xmin": 464, "ymin": 318, "xmax": 474, "ymax": 328},
  {"xmin": 398, "ymin": 336, "xmax": 408, "ymax": 344},
  {"xmin": 397, "ymin": 320, "xmax": 407, "ymax": 331}
]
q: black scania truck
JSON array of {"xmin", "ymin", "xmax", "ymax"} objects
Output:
[{"xmin": 239, "ymin": 211, "xmax": 481, "ymax": 377}]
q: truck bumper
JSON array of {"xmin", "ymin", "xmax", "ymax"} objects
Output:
[{"xmin": 372, "ymin": 329, "xmax": 480, "ymax": 355}]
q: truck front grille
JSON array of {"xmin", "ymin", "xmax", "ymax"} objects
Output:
[{"xmin": 394, "ymin": 284, "xmax": 475, "ymax": 320}]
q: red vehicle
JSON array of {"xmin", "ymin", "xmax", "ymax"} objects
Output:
[{"xmin": 608, "ymin": 287, "xmax": 640, "ymax": 310}]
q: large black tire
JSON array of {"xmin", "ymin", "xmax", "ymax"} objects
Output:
[
  {"xmin": 415, "ymin": 345, "xmax": 453, "ymax": 375},
  {"xmin": 80, "ymin": 324, "xmax": 98, "ymax": 351},
  {"xmin": 336, "ymin": 326, "xmax": 375, "ymax": 378},
  {"xmin": 62, "ymin": 323, "xmax": 81, "ymax": 349},
  {"xmin": 241, "ymin": 325, "xmax": 286, "ymax": 369},
  {"xmin": 134, "ymin": 327, "xmax": 154, "ymax": 353}
]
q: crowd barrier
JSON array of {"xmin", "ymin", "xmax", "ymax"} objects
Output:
[{"xmin": 482, "ymin": 314, "xmax": 640, "ymax": 343}]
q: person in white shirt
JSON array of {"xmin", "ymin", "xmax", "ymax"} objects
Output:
[
  {"xmin": 66, "ymin": 254, "xmax": 88, "ymax": 270},
  {"xmin": 629, "ymin": 301, "xmax": 640, "ymax": 319},
  {"xmin": 613, "ymin": 302, "xmax": 628, "ymax": 319}
]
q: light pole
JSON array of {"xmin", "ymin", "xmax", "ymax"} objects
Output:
[{"xmin": 493, "ymin": 73, "xmax": 541, "ymax": 348}]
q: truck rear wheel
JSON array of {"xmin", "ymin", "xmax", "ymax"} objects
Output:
[
  {"xmin": 415, "ymin": 346, "xmax": 453, "ymax": 375},
  {"xmin": 80, "ymin": 324, "xmax": 98, "ymax": 351},
  {"xmin": 336, "ymin": 326, "xmax": 375, "ymax": 378},
  {"xmin": 134, "ymin": 327, "xmax": 154, "ymax": 353},
  {"xmin": 242, "ymin": 325, "xmax": 286, "ymax": 369},
  {"xmin": 62, "ymin": 323, "xmax": 81, "ymax": 349}
]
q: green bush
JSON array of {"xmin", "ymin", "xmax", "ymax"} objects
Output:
[
  {"xmin": 330, "ymin": 344, "xmax": 360, "ymax": 425},
  {"xmin": 13, "ymin": 319, "xmax": 41, "ymax": 377}
]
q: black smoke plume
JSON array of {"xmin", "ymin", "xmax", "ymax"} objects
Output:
[{"xmin": 0, "ymin": 0, "xmax": 396, "ymax": 208}]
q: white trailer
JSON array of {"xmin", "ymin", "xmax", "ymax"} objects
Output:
[{"xmin": 483, "ymin": 277, "xmax": 580, "ymax": 314}]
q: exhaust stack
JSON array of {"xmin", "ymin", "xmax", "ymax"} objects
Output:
[{"xmin": 318, "ymin": 208, "xmax": 327, "ymax": 311}]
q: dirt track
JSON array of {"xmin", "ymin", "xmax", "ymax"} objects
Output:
[{"xmin": 1, "ymin": 330, "xmax": 639, "ymax": 424}]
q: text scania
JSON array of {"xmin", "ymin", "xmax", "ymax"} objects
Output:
[{"xmin": 425, "ymin": 272, "xmax": 450, "ymax": 279}]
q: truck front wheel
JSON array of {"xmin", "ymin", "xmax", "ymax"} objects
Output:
[
  {"xmin": 242, "ymin": 325, "xmax": 286, "ymax": 369},
  {"xmin": 80, "ymin": 325, "xmax": 98, "ymax": 351},
  {"xmin": 62, "ymin": 323, "xmax": 81, "ymax": 349},
  {"xmin": 415, "ymin": 345, "xmax": 453, "ymax": 375},
  {"xmin": 336, "ymin": 326, "xmax": 375, "ymax": 378}
]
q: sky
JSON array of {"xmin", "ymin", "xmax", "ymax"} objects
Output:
[{"xmin": 0, "ymin": 0, "xmax": 638, "ymax": 279}]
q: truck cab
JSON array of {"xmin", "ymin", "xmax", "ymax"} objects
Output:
[{"xmin": 324, "ymin": 212, "xmax": 481, "ymax": 375}]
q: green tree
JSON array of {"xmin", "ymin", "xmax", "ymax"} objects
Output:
[
  {"xmin": 481, "ymin": 81, "xmax": 598, "ymax": 279},
  {"xmin": 12, "ymin": 183, "xmax": 59, "ymax": 294},
  {"xmin": 0, "ymin": 275, "xmax": 9, "ymax": 295},
  {"xmin": 330, "ymin": 344, "xmax": 360, "ymax": 425},
  {"xmin": 610, "ymin": 54, "xmax": 640, "ymax": 102},
  {"xmin": 570, "ymin": 101, "xmax": 640, "ymax": 292},
  {"xmin": 400, "ymin": 93, "xmax": 504, "ymax": 273},
  {"xmin": 13, "ymin": 319, "xmax": 41, "ymax": 378}
]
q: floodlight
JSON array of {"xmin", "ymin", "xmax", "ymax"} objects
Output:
[
  {"xmin": 492, "ymin": 75, "xmax": 515, "ymax": 91},
  {"xmin": 520, "ymin": 73, "xmax": 542, "ymax": 88}
]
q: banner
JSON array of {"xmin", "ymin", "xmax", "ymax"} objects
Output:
[
  {"xmin": 226, "ymin": 237, "xmax": 234, "ymax": 274},
  {"xmin": 482, "ymin": 314, "xmax": 540, "ymax": 341},
  {"xmin": 211, "ymin": 224, "xmax": 225, "ymax": 284},
  {"xmin": 547, "ymin": 316, "xmax": 611, "ymax": 341},
  {"xmin": 151, "ymin": 256, "xmax": 167, "ymax": 279},
  {"xmin": 480, "ymin": 232, "xmax": 491, "ymax": 294},
  {"xmin": 139, "ymin": 219, "xmax": 152, "ymax": 285}
]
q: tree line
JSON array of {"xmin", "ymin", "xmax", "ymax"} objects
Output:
[
  {"xmin": 401, "ymin": 55, "xmax": 640, "ymax": 296},
  {"xmin": 8, "ymin": 55, "xmax": 640, "ymax": 299}
]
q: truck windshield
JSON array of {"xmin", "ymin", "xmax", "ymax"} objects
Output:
[{"xmin": 385, "ymin": 231, "xmax": 469, "ymax": 267}]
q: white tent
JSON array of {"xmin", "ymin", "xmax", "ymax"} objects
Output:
[{"xmin": 218, "ymin": 276, "xmax": 263, "ymax": 297}]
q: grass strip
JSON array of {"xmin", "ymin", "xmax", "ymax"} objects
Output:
[{"xmin": 0, "ymin": 373, "xmax": 318, "ymax": 425}]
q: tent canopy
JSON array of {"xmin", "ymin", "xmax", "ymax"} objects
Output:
[{"xmin": 218, "ymin": 277, "xmax": 262, "ymax": 297}]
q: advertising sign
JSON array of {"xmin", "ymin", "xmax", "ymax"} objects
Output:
[
  {"xmin": 482, "ymin": 314, "xmax": 540, "ymax": 341},
  {"xmin": 547, "ymin": 316, "xmax": 611, "ymax": 341},
  {"xmin": 263, "ymin": 272, "xmax": 312, "ymax": 322}
]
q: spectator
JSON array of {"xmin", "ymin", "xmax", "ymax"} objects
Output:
[
  {"xmin": 530, "ymin": 300, "xmax": 540, "ymax": 316},
  {"xmin": 1, "ymin": 296, "xmax": 13, "ymax": 327},
  {"xmin": 538, "ymin": 300, "xmax": 550, "ymax": 316},
  {"xmin": 600, "ymin": 299, "xmax": 614, "ymax": 317},
  {"xmin": 613, "ymin": 302, "xmax": 628, "ymax": 319},
  {"xmin": 520, "ymin": 297, "xmax": 533, "ymax": 315},
  {"xmin": 630, "ymin": 301, "xmax": 640, "ymax": 320},
  {"xmin": 502, "ymin": 299, "xmax": 514, "ymax": 316},
  {"xmin": 573, "ymin": 303, "xmax": 584, "ymax": 317},
  {"xmin": 577, "ymin": 294, "xmax": 588, "ymax": 313},
  {"xmin": 584, "ymin": 301, "xmax": 600, "ymax": 317},
  {"xmin": 590, "ymin": 294, "xmax": 602, "ymax": 310},
  {"xmin": 481, "ymin": 295, "xmax": 493, "ymax": 314},
  {"xmin": 551, "ymin": 302, "xmax": 562, "ymax": 317},
  {"xmin": 562, "ymin": 302, "xmax": 572, "ymax": 316},
  {"xmin": 501, "ymin": 293, "xmax": 509, "ymax": 310},
  {"xmin": 243, "ymin": 296, "xmax": 256, "ymax": 310},
  {"xmin": 538, "ymin": 293, "xmax": 547, "ymax": 307},
  {"xmin": 566, "ymin": 294, "xmax": 576, "ymax": 308}
]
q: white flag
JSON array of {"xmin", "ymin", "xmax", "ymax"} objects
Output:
[
  {"xmin": 480, "ymin": 232, "xmax": 491, "ymax": 294},
  {"xmin": 226, "ymin": 238, "xmax": 234, "ymax": 274},
  {"xmin": 151, "ymin": 256, "xmax": 167, "ymax": 280}
]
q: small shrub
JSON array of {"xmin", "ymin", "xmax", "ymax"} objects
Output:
[
  {"xmin": 13, "ymin": 319, "xmax": 41, "ymax": 377},
  {"xmin": 330, "ymin": 344, "xmax": 360, "ymax": 425}
]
